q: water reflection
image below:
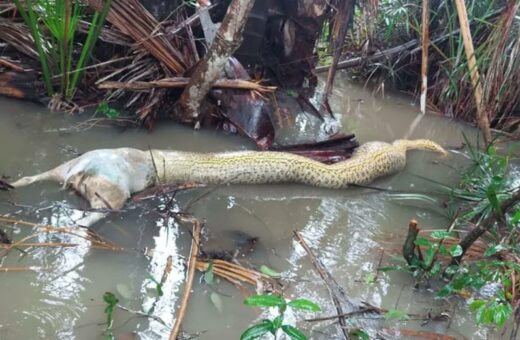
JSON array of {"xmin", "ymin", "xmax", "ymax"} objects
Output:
[{"xmin": 0, "ymin": 73, "xmax": 495, "ymax": 339}]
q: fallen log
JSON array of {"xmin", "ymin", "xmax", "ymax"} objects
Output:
[
  {"xmin": 98, "ymin": 78, "xmax": 276, "ymax": 92},
  {"xmin": 316, "ymin": 30, "xmax": 461, "ymax": 73}
]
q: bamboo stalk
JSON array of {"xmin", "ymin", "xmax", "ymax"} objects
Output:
[
  {"xmin": 453, "ymin": 0, "xmax": 491, "ymax": 145},
  {"xmin": 420, "ymin": 0, "xmax": 430, "ymax": 114}
]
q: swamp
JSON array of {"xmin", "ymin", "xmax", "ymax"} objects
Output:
[{"xmin": 0, "ymin": 0, "xmax": 520, "ymax": 339}]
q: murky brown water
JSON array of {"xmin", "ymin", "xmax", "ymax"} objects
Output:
[{"xmin": 0, "ymin": 72, "xmax": 497, "ymax": 339}]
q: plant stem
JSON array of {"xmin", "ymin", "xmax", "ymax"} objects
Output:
[{"xmin": 13, "ymin": 0, "xmax": 54, "ymax": 95}]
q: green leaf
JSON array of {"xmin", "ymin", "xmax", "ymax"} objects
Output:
[
  {"xmin": 287, "ymin": 299, "xmax": 321, "ymax": 312},
  {"xmin": 388, "ymin": 255, "xmax": 407, "ymax": 263},
  {"xmin": 378, "ymin": 265, "xmax": 410, "ymax": 273},
  {"xmin": 364, "ymin": 273, "xmax": 376, "ymax": 284},
  {"xmin": 486, "ymin": 185, "xmax": 502, "ymax": 216},
  {"xmin": 414, "ymin": 237, "xmax": 432, "ymax": 247},
  {"xmin": 286, "ymin": 89, "xmax": 298, "ymax": 98},
  {"xmin": 350, "ymin": 329, "xmax": 370, "ymax": 340},
  {"xmin": 482, "ymin": 305, "xmax": 496, "ymax": 324},
  {"xmin": 146, "ymin": 274, "xmax": 163, "ymax": 296},
  {"xmin": 469, "ymin": 300, "xmax": 486, "ymax": 312},
  {"xmin": 103, "ymin": 292, "xmax": 119, "ymax": 306},
  {"xmin": 384, "ymin": 309, "xmax": 410, "ymax": 321},
  {"xmin": 493, "ymin": 303, "xmax": 513, "ymax": 327},
  {"xmin": 260, "ymin": 265, "xmax": 282, "ymax": 278},
  {"xmin": 511, "ymin": 209, "xmax": 520, "ymax": 225},
  {"xmin": 449, "ymin": 245, "xmax": 463, "ymax": 257},
  {"xmin": 484, "ymin": 244, "xmax": 506, "ymax": 257},
  {"xmin": 281, "ymin": 325, "xmax": 307, "ymax": 340},
  {"xmin": 272, "ymin": 315, "xmax": 283, "ymax": 330},
  {"xmin": 437, "ymin": 285, "xmax": 453, "ymax": 297},
  {"xmin": 430, "ymin": 231, "xmax": 454, "ymax": 239},
  {"xmin": 204, "ymin": 261, "xmax": 214, "ymax": 285},
  {"xmin": 241, "ymin": 320, "xmax": 273, "ymax": 340},
  {"xmin": 244, "ymin": 294, "xmax": 286, "ymax": 308},
  {"xmin": 445, "ymin": 265, "xmax": 459, "ymax": 275},
  {"xmin": 430, "ymin": 262, "xmax": 442, "ymax": 277},
  {"xmin": 210, "ymin": 292, "xmax": 223, "ymax": 313},
  {"xmin": 424, "ymin": 246, "xmax": 436, "ymax": 267}
]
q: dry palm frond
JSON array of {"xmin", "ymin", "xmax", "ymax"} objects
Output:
[
  {"xmin": 87, "ymin": 0, "xmax": 187, "ymax": 74},
  {"xmin": 77, "ymin": 20, "xmax": 132, "ymax": 46},
  {"xmin": 0, "ymin": 18, "xmax": 39, "ymax": 60},
  {"xmin": 196, "ymin": 259, "xmax": 281, "ymax": 294},
  {"xmin": 482, "ymin": 1, "xmax": 520, "ymax": 126}
]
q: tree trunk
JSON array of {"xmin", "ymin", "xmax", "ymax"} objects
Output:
[
  {"xmin": 171, "ymin": 0, "xmax": 257, "ymax": 125},
  {"xmin": 322, "ymin": 0, "xmax": 355, "ymax": 110}
]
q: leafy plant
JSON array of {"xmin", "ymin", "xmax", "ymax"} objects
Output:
[
  {"xmin": 384, "ymin": 309, "xmax": 410, "ymax": 321},
  {"xmin": 103, "ymin": 291, "xmax": 119, "ymax": 340},
  {"xmin": 13, "ymin": 0, "xmax": 112, "ymax": 99},
  {"xmin": 241, "ymin": 294, "xmax": 321, "ymax": 340},
  {"xmin": 381, "ymin": 229, "xmax": 460, "ymax": 285},
  {"xmin": 96, "ymin": 101, "xmax": 122, "ymax": 118},
  {"xmin": 439, "ymin": 260, "xmax": 519, "ymax": 328},
  {"xmin": 384, "ymin": 139, "xmax": 520, "ymax": 328}
]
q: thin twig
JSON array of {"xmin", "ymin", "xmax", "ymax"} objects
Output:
[
  {"xmin": 169, "ymin": 216, "xmax": 201, "ymax": 340},
  {"xmin": 293, "ymin": 230, "xmax": 351, "ymax": 339}
]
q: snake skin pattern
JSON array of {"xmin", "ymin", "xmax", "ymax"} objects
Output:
[
  {"xmin": 151, "ymin": 139, "xmax": 447, "ymax": 188},
  {"xmin": 10, "ymin": 139, "xmax": 446, "ymax": 226}
]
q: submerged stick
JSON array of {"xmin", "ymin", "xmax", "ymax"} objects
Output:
[
  {"xmin": 0, "ymin": 266, "xmax": 41, "ymax": 272},
  {"xmin": 169, "ymin": 216, "xmax": 201, "ymax": 340},
  {"xmin": 293, "ymin": 230, "xmax": 350, "ymax": 340}
]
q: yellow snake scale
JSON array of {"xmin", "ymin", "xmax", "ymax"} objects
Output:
[{"xmin": 11, "ymin": 139, "xmax": 446, "ymax": 226}]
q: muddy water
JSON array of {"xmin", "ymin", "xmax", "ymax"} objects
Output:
[{"xmin": 0, "ymin": 72, "xmax": 492, "ymax": 340}]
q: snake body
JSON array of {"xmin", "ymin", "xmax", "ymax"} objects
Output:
[{"xmin": 10, "ymin": 139, "xmax": 446, "ymax": 226}]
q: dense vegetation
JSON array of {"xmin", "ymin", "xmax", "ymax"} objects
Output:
[{"xmin": 320, "ymin": 0, "xmax": 520, "ymax": 132}]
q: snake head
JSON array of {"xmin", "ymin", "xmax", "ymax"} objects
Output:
[{"xmin": 393, "ymin": 139, "xmax": 448, "ymax": 157}]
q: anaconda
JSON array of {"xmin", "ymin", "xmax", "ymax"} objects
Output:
[{"xmin": 10, "ymin": 139, "xmax": 447, "ymax": 226}]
